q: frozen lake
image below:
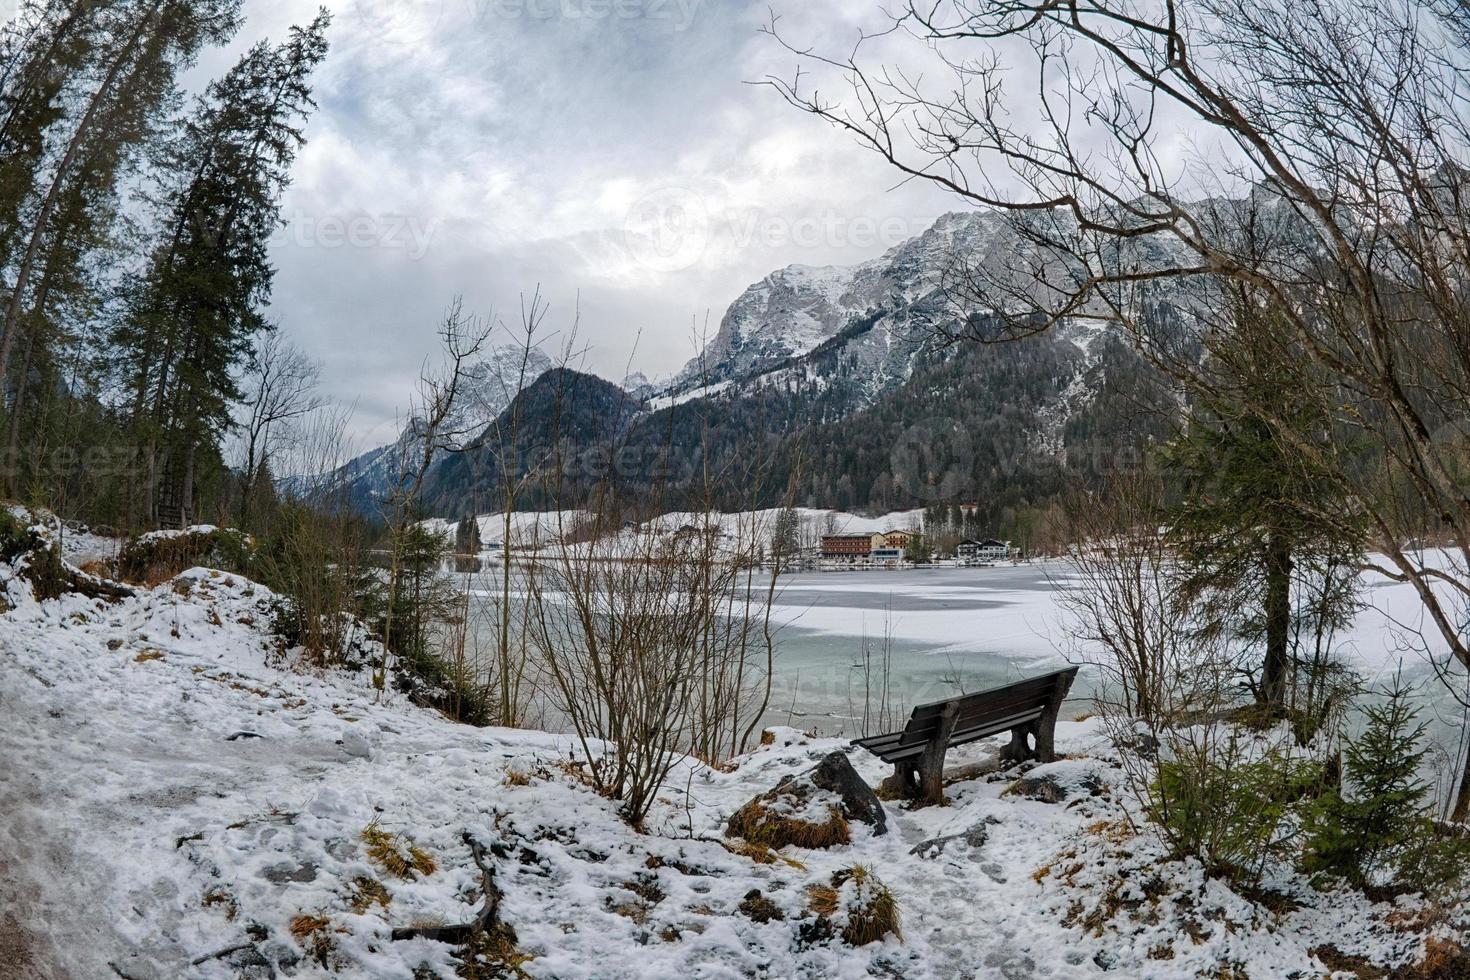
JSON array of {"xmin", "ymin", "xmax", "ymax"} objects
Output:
[
  {"xmin": 760, "ymin": 564, "xmax": 1079, "ymax": 734},
  {"xmin": 460, "ymin": 556, "xmax": 1468, "ymax": 797}
]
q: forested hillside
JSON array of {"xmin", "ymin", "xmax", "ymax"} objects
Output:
[{"xmin": 0, "ymin": 0, "xmax": 331, "ymax": 532}]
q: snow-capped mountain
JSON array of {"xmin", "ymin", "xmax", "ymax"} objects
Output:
[
  {"xmin": 660, "ymin": 209, "xmax": 1127, "ymax": 410},
  {"xmin": 312, "ymin": 346, "xmax": 554, "ymax": 510},
  {"xmin": 408, "ymin": 203, "xmax": 1264, "ymax": 520}
]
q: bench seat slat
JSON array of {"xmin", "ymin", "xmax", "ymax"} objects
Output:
[{"xmin": 852, "ymin": 667, "xmax": 1079, "ymax": 763}]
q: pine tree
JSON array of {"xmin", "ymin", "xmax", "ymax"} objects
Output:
[
  {"xmin": 455, "ymin": 512, "xmax": 482, "ymax": 554},
  {"xmin": 113, "ymin": 11, "xmax": 329, "ymax": 526},
  {"xmin": 771, "ymin": 505, "xmax": 799, "ymax": 565},
  {"xmin": 0, "ymin": 0, "xmax": 243, "ymax": 406},
  {"xmin": 0, "ymin": 0, "xmax": 245, "ymax": 504},
  {"xmin": 1162, "ymin": 299, "xmax": 1364, "ymax": 709},
  {"xmin": 1301, "ymin": 682, "xmax": 1454, "ymax": 893}
]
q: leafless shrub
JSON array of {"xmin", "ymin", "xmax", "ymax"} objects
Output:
[
  {"xmin": 523, "ymin": 511, "xmax": 778, "ymax": 826},
  {"xmin": 1053, "ymin": 472, "xmax": 1232, "ymax": 728}
]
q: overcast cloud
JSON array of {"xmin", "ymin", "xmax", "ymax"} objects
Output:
[
  {"xmin": 172, "ymin": 0, "xmax": 971, "ymax": 450},
  {"xmin": 183, "ymin": 0, "xmax": 1234, "ymax": 454}
]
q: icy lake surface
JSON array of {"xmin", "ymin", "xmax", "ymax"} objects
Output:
[
  {"xmin": 761, "ymin": 564, "xmax": 1079, "ymax": 733},
  {"xmin": 462, "ymin": 558, "xmax": 1467, "ymax": 774}
]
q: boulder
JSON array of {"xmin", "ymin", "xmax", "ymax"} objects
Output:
[
  {"xmin": 1007, "ymin": 762, "xmax": 1106, "ymax": 804},
  {"xmin": 726, "ymin": 751, "xmax": 886, "ymax": 849},
  {"xmin": 810, "ymin": 751, "xmax": 887, "ymax": 834}
]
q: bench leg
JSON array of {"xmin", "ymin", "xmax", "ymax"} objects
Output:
[
  {"xmin": 1035, "ymin": 670, "xmax": 1078, "ymax": 763},
  {"xmin": 916, "ymin": 702, "xmax": 959, "ymax": 806},
  {"xmin": 879, "ymin": 761, "xmax": 918, "ymax": 798},
  {"xmin": 1036, "ymin": 717, "xmax": 1059, "ymax": 762},
  {"xmin": 999, "ymin": 724, "xmax": 1035, "ymax": 766}
]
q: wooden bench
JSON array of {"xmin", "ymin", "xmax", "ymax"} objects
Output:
[{"xmin": 852, "ymin": 666, "xmax": 1079, "ymax": 804}]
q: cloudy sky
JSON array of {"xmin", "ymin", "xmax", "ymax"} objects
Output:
[{"xmin": 185, "ymin": 0, "xmax": 973, "ymax": 450}]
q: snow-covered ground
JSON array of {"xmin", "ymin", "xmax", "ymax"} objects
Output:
[{"xmin": 1, "ymin": 525, "xmax": 1459, "ymax": 978}]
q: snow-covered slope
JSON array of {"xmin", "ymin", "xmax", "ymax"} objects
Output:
[{"xmin": 1, "ymin": 524, "xmax": 1456, "ymax": 978}]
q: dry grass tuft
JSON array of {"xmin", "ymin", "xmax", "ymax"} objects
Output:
[
  {"xmin": 1416, "ymin": 937, "xmax": 1470, "ymax": 979},
  {"xmin": 289, "ymin": 913, "xmax": 336, "ymax": 966},
  {"xmin": 718, "ymin": 838, "xmax": 807, "ymax": 870},
  {"xmin": 134, "ymin": 649, "xmax": 165, "ymax": 663},
  {"xmin": 361, "ymin": 821, "xmax": 437, "ymax": 880},
  {"xmin": 725, "ymin": 799, "xmax": 850, "ymax": 850},
  {"xmin": 347, "ymin": 875, "xmax": 392, "ymax": 914},
  {"xmin": 837, "ymin": 866, "xmax": 902, "ymax": 946},
  {"xmin": 805, "ymin": 866, "xmax": 902, "ymax": 946},
  {"xmin": 456, "ymin": 923, "xmax": 532, "ymax": 979},
  {"xmin": 805, "ymin": 882, "xmax": 839, "ymax": 917},
  {"xmin": 1084, "ymin": 818, "xmax": 1135, "ymax": 843},
  {"xmin": 201, "ymin": 887, "xmax": 237, "ymax": 920}
]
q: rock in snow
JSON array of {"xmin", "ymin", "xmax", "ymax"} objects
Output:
[{"xmin": 726, "ymin": 750, "xmax": 887, "ymax": 849}]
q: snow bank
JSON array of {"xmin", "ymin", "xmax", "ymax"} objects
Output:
[{"xmin": 0, "ymin": 549, "xmax": 1455, "ymax": 978}]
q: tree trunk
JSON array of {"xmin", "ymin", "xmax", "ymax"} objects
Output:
[
  {"xmin": 1453, "ymin": 737, "xmax": 1470, "ymax": 824},
  {"xmin": 0, "ymin": 0, "xmax": 160, "ymax": 388},
  {"xmin": 1261, "ymin": 533, "xmax": 1292, "ymax": 708}
]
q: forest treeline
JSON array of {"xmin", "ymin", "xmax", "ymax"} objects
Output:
[{"xmin": 0, "ymin": 0, "xmax": 330, "ymax": 531}]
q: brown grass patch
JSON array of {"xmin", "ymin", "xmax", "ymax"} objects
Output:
[
  {"xmin": 737, "ymin": 889, "xmax": 785, "ymax": 923},
  {"xmin": 874, "ymin": 781, "xmax": 911, "ymax": 802},
  {"xmin": 725, "ymin": 800, "xmax": 850, "ymax": 850},
  {"xmin": 202, "ymin": 888, "xmax": 237, "ymax": 920},
  {"xmin": 806, "ymin": 882, "xmax": 839, "ymax": 917},
  {"xmin": 134, "ymin": 650, "xmax": 165, "ymax": 663},
  {"xmin": 289, "ymin": 913, "xmax": 336, "ymax": 966},
  {"xmin": 347, "ymin": 875, "xmax": 392, "ymax": 914},
  {"xmin": 718, "ymin": 838, "xmax": 807, "ymax": 870},
  {"xmin": 1416, "ymin": 938, "xmax": 1470, "ymax": 979},
  {"xmin": 1084, "ymin": 818, "xmax": 1135, "ymax": 843},
  {"xmin": 361, "ymin": 822, "xmax": 437, "ymax": 880},
  {"xmin": 456, "ymin": 923, "xmax": 532, "ymax": 979}
]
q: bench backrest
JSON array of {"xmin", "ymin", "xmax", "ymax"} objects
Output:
[{"xmin": 896, "ymin": 666, "xmax": 1079, "ymax": 749}]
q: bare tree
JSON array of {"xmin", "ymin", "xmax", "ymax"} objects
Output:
[
  {"xmin": 524, "ymin": 510, "xmax": 779, "ymax": 827},
  {"xmin": 513, "ymin": 329, "xmax": 784, "ymax": 826},
  {"xmin": 376, "ymin": 298, "xmax": 491, "ymax": 693},
  {"xmin": 764, "ymin": 0, "xmax": 1470, "ymax": 821},
  {"xmin": 471, "ymin": 290, "xmax": 558, "ymax": 728},
  {"xmin": 1053, "ymin": 469, "xmax": 1225, "ymax": 724},
  {"xmin": 237, "ymin": 331, "xmax": 324, "ymax": 529}
]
